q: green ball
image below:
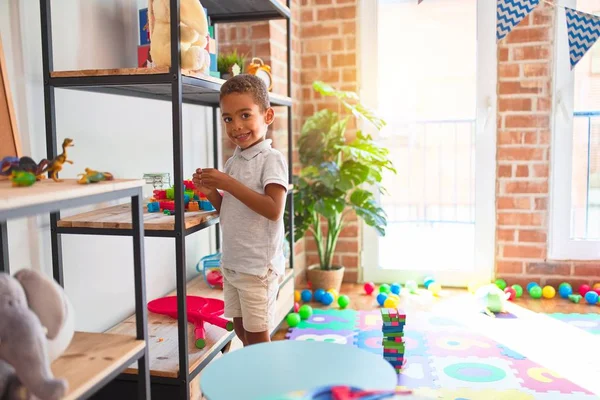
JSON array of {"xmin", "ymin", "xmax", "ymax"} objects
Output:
[
  {"xmin": 512, "ymin": 284, "xmax": 523, "ymax": 298},
  {"xmin": 379, "ymin": 284, "xmax": 391, "ymax": 294},
  {"xmin": 495, "ymin": 279, "xmax": 507, "ymax": 290},
  {"xmin": 338, "ymin": 294, "xmax": 350, "ymax": 309},
  {"xmin": 298, "ymin": 305, "xmax": 313, "ymax": 320},
  {"xmin": 529, "ymin": 285, "xmax": 543, "ymax": 299},
  {"xmin": 286, "ymin": 313, "xmax": 301, "ymax": 327}
]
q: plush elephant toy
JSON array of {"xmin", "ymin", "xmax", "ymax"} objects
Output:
[{"xmin": 0, "ymin": 269, "xmax": 75, "ymax": 400}]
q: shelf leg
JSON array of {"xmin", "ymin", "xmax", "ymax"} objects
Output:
[
  {"xmin": 0, "ymin": 222, "xmax": 9, "ymax": 274},
  {"xmin": 132, "ymin": 190, "xmax": 150, "ymax": 400},
  {"xmin": 212, "ymin": 107, "xmax": 221, "ymax": 251}
]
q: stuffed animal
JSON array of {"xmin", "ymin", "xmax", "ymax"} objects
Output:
[
  {"xmin": 148, "ymin": 0, "xmax": 211, "ymax": 73},
  {"xmin": 474, "ymin": 283, "xmax": 510, "ymax": 317},
  {"xmin": 0, "ymin": 270, "xmax": 75, "ymax": 400}
]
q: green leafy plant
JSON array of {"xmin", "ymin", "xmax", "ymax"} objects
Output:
[
  {"xmin": 286, "ymin": 81, "xmax": 396, "ymax": 271},
  {"xmin": 217, "ymin": 50, "xmax": 246, "ymax": 76}
]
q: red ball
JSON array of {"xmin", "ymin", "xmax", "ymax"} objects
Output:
[
  {"xmin": 579, "ymin": 284, "xmax": 591, "ymax": 297},
  {"xmin": 594, "ymin": 288, "xmax": 600, "ymax": 296},
  {"xmin": 364, "ymin": 282, "xmax": 375, "ymax": 295},
  {"xmin": 293, "ymin": 302, "xmax": 300, "ymax": 313},
  {"xmin": 504, "ymin": 287, "xmax": 516, "ymax": 301}
]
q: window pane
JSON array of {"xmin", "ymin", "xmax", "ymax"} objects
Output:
[{"xmin": 572, "ymin": 1, "xmax": 600, "ymax": 239}]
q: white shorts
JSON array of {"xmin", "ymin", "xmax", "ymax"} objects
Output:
[{"xmin": 221, "ymin": 267, "xmax": 279, "ymax": 333}]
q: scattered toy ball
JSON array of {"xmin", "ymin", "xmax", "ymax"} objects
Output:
[
  {"xmin": 558, "ymin": 283, "xmax": 572, "ymax": 299},
  {"xmin": 293, "ymin": 302, "xmax": 300, "ymax": 313},
  {"xmin": 504, "ymin": 287, "xmax": 516, "ymax": 301},
  {"xmin": 579, "ymin": 284, "xmax": 591, "ymax": 297},
  {"xmin": 511, "ymin": 284, "xmax": 523, "ymax": 298},
  {"xmin": 286, "ymin": 313, "xmax": 301, "ymax": 327},
  {"xmin": 542, "ymin": 285, "xmax": 556, "ymax": 299},
  {"xmin": 529, "ymin": 285, "xmax": 542, "ymax": 299},
  {"xmin": 298, "ymin": 304, "xmax": 313, "ymax": 320},
  {"xmin": 338, "ymin": 294, "xmax": 350, "ymax": 309},
  {"xmin": 301, "ymin": 289, "xmax": 312, "ymax": 302},
  {"xmin": 377, "ymin": 293, "xmax": 388, "ymax": 306},
  {"xmin": 526, "ymin": 282, "xmax": 539, "ymax": 292},
  {"xmin": 390, "ymin": 283, "xmax": 401, "ymax": 295},
  {"xmin": 584, "ymin": 291, "xmax": 599, "ymax": 305},
  {"xmin": 321, "ymin": 292, "xmax": 334, "ymax": 306},
  {"xmin": 314, "ymin": 288, "xmax": 326, "ymax": 302},
  {"xmin": 364, "ymin": 282, "xmax": 375, "ymax": 295},
  {"xmin": 405, "ymin": 280, "xmax": 418, "ymax": 293},
  {"xmin": 294, "ymin": 290, "xmax": 301, "ymax": 302},
  {"xmin": 495, "ymin": 279, "xmax": 507, "ymax": 290},
  {"xmin": 379, "ymin": 284, "xmax": 391, "ymax": 294}
]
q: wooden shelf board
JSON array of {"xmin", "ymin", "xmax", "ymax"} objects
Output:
[
  {"xmin": 107, "ymin": 268, "xmax": 294, "ymax": 378},
  {"xmin": 51, "ymin": 332, "xmax": 145, "ymax": 400},
  {"xmin": 0, "ymin": 179, "xmax": 144, "ymax": 213},
  {"xmin": 57, "ymin": 203, "xmax": 218, "ymax": 231}
]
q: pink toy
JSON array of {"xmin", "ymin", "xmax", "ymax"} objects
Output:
[
  {"xmin": 206, "ymin": 269, "xmax": 223, "ymax": 288},
  {"xmin": 148, "ymin": 296, "xmax": 233, "ymax": 349},
  {"xmin": 579, "ymin": 284, "xmax": 591, "ymax": 297},
  {"xmin": 594, "ymin": 288, "xmax": 600, "ymax": 296},
  {"xmin": 504, "ymin": 287, "xmax": 516, "ymax": 301},
  {"xmin": 294, "ymin": 302, "xmax": 300, "ymax": 312},
  {"xmin": 364, "ymin": 282, "xmax": 375, "ymax": 295}
]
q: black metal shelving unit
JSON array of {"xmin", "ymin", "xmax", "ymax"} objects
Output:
[{"xmin": 39, "ymin": 0, "xmax": 294, "ymax": 398}]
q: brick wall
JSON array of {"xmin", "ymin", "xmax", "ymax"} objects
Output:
[{"xmin": 495, "ymin": 4, "xmax": 599, "ymax": 288}]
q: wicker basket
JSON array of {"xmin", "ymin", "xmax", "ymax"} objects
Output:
[{"xmin": 306, "ymin": 265, "xmax": 345, "ymax": 293}]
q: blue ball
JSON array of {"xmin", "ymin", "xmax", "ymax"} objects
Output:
[
  {"xmin": 526, "ymin": 282, "xmax": 539, "ymax": 292},
  {"xmin": 376, "ymin": 293, "xmax": 388, "ymax": 306},
  {"xmin": 301, "ymin": 289, "xmax": 312, "ymax": 302},
  {"xmin": 584, "ymin": 291, "xmax": 599, "ymax": 305},
  {"xmin": 321, "ymin": 292, "xmax": 334, "ymax": 306},
  {"xmin": 558, "ymin": 283, "xmax": 572, "ymax": 299},
  {"xmin": 423, "ymin": 279, "xmax": 435, "ymax": 289},
  {"xmin": 390, "ymin": 283, "xmax": 401, "ymax": 295},
  {"xmin": 314, "ymin": 288, "xmax": 326, "ymax": 302}
]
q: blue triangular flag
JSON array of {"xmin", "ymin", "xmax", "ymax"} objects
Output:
[
  {"xmin": 566, "ymin": 7, "xmax": 600, "ymax": 69},
  {"xmin": 497, "ymin": 0, "xmax": 541, "ymax": 42}
]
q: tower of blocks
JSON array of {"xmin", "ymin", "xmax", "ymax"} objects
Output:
[{"xmin": 381, "ymin": 308, "xmax": 406, "ymax": 373}]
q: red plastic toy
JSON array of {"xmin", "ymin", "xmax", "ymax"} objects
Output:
[{"xmin": 148, "ymin": 296, "xmax": 233, "ymax": 349}]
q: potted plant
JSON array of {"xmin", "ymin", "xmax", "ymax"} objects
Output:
[
  {"xmin": 217, "ymin": 50, "xmax": 246, "ymax": 79},
  {"xmin": 286, "ymin": 81, "xmax": 396, "ymax": 292}
]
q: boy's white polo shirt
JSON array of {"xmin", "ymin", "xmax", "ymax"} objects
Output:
[{"xmin": 220, "ymin": 139, "xmax": 288, "ymax": 277}]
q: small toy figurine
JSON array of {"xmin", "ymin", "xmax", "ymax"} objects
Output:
[
  {"xmin": 474, "ymin": 284, "xmax": 511, "ymax": 317},
  {"xmin": 43, "ymin": 138, "xmax": 74, "ymax": 182},
  {"xmin": 10, "ymin": 171, "xmax": 36, "ymax": 187},
  {"xmin": 77, "ymin": 168, "xmax": 114, "ymax": 184},
  {"xmin": 1, "ymin": 156, "xmax": 48, "ymax": 180}
]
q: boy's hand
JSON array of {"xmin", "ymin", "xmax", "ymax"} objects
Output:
[
  {"xmin": 192, "ymin": 168, "xmax": 216, "ymax": 195},
  {"xmin": 196, "ymin": 168, "xmax": 232, "ymax": 191}
]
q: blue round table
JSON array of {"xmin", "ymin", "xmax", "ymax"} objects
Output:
[{"xmin": 200, "ymin": 340, "xmax": 398, "ymax": 400}]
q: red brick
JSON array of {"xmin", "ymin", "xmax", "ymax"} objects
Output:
[
  {"xmin": 497, "ymin": 212, "xmax": 544, "ymax": 226},
  {"xmin": 342, "ymin": 69, "xmax": 356, "ymax": 82},
  {"xmin": 534, "ymin": 197, "xmax": 548, "ymax": 210},
  {"xmin": 499, "ymin": 63, "xmax": 520, "ymax": 78},
  {"xmin": 497, "ymin": 148, "xmax": 545, "ymax": 161},
  {"xmin": 315, "ymin": 0, "xmax": 333, "ymax": 4},
  {"xmin": 341, "ymin": 255, "xmax": 359, "ymax": 268},
  {"xmin": 334, "ymin": 239, "xmax": 359, "ymax": 253},
  {"xmin": 343, "ymin": 269, "xmax": 359, "ymax": 283},
  {"xmin": 332, "ymin": 53, "xmax": 356, "ymax": 68},
  {"xmin": 340, "ymin": 224, "xmax": 358, "ymax": 237},
  {"xmin": 251, "ymin": 23, "xmax": 270, "ymax": 39},
  {"xmin": 504, "ymin": 181, "xmax": 548, "ymax": 194},
  {"xmin": 504, "ymin": 115, "xmax": 550, "ymax": 129},
  {"xmin": 303, "ymin": 25, "xmax": 339, "ymax": 37},
  {"xmin": 498, "ymin": 165, "xmax": 512, "ymax": 177},
  {"xmin": 532, "ymin": 10, "xmax": 553, "ymax": 26},
  {"xmin": 504, "ymin": 245, "xmax": 545, "ymax": 259},
  {"xmin": 524, "ymin": 132, "xmax": 538, "ymax": 144},
  {"xmin": 518, "ymin": 230, "xmax": 547, "ymax": 243},
  {"xmin": 516, "ymin": 165, "xmax": 529, "ymax": 177},
  {"xmin": 523, "ymin": 63, "xmax": 549, "ymax": 77},
  {"xmin": 497, "ymin": 229, "xmax": 516, "ymax": 241},
  {"xmin": 512, "ymin": 46, "xmax": 550, "ymax": 61},
  {"xmin": 499, "ymin": 82, "xmax": 541, "ymax": 95},
  {"xmin": 526, "ymin": 262, "xmax": 571, "ymax": 276},
  {"xmin": 537, "ymin": 97, "xmax": 552, "ymax": 112},
  {"xmin": 545, "ymin": 277, "xmax": 592, "ymax": 288},
  {"xmin": 497, "ymin": 261, "xmax": 524, "ymax": 274},
  {"xmin": 532, "ymin": 164, "xmax": 549, "ymax": 177},
  {"xmin": 302, "ymin": 54, "xmax": 318, "ymax": 69},
  {"xmin": 506, "ymin": 27, "xmax": 550, "ymax": 44},
  {"xmin": 499, "ymin": 98, "xmax": 532, "ymax": 112},
  {"xmin": 573, "ymin": 264, "xmax": 600, "ymax": 277},
  {"xmin": 342, "ymin": 22, "xmax": 356, "ymax": 35},
  {"xmin": 497, "ymin": 197, "xmax": 531, "ymax": 210},
  {"xmin": 499, "ymin": 48, "xmax": 509, "ymax": 62},
  {"xmin": 304, "ymin": 39, "xmax": 332, "ymax": 53},
  {"xmin": 301, "ymin": 10, "xmax": 314, "ymax": 22}
]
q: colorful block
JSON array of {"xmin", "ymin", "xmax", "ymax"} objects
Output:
[
  {"xmin": 188, "ymin": 201, "xmax": 200, "ymax": 211},
  {"xmin": 147, "ymin": 202, "xmax": 160, "ymax": 212},
  {"xmin": 138, "ymin": 8, "xmax": 150, "ymax": 45}
]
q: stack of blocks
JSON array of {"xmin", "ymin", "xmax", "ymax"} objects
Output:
[{"xmin": 381, "ymin": 308, "xmax": 406, "ymax": 374}]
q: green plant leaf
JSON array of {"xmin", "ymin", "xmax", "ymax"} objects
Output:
[
  {"xmin": 315, "ymin": 197, "xmax": 346, "ymax": 220},
  {"xmin": 349, "ymin": 189, "xmax": 388, "ymax": 236},
  {"xmin": 338, "ymin": 160, "xmax": 370, "ymax": 191}
]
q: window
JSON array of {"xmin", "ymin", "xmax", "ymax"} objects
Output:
[{"xmin": 550, "ymin": 0, "xmax": 600, "ymax": 259}]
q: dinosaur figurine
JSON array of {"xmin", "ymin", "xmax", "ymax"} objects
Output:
[
  {"xmin": 77, "ymin": 168, "xmax": 114, "ymax": 184},
  {"xmin": 42, "ymin": 138, "xmax": 74, "ymax": 182},
  {"xmin": 1, "ymin": 156, "xmax": 48, "ymax": 180},
  {"xmin": 9, "ymin": 171, "xmax": 36, "ymax": 187}
]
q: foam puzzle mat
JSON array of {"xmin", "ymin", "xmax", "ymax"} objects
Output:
[
  {"xmin": 548, "ymin": 313, "xmax": 600, "ymax": 335},
  {"xmin": 286, "ymin": 309, "xmax": 597, "ymax": 399}
]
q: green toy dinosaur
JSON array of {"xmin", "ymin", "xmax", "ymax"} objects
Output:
[
  {"xmin": 9, "ymin": 171, "xmax": 36, "ymax": 187},
  {"xmin": 77, "ymin": 168, "xmax": 114, "ymax": 184}
]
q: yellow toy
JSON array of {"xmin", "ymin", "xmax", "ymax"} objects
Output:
[
  {"xmin": 247, "ymin": 57, "xmax": 273, "ymax": 91},
  {"xmin": 148, "ymin": 0, "xmax": 210, "ymax": 73},
  {"xmin": 77, "ymin": 168, "xmax": 114, "ymax": 184},
  {"xmin": 542, "ymin": 285, "xmax": 556, "ymax": 299},
  {"xmin": 43, "ymin": 138, "xmax": 74, "ymax": 182}
]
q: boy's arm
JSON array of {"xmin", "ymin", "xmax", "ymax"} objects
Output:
[{"xmin": 224, "ymin": 179, "xmax": 286, "ymax": 221}]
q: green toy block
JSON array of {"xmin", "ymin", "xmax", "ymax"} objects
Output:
[{"xmin": 568, "ymin": 294, "xmax": 582, "ymax": 303}]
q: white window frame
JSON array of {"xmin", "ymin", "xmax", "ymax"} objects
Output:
[{"xmin": 549, "ymin": 0, "xmax": 600, "ymax": 259}]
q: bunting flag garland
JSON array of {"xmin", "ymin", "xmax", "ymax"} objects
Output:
[
  {"xmin": 497, "ymin": 0, "xmax": 541, "ymax": 42},
  {"xmin": 565, "ymin": 7, "xmax": 600, "ymax": 69}
]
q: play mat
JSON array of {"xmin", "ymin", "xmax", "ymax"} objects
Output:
[
  {"xmin": 285, "ymin": 309, "xmax": 597, "ymax": 399},
  {"xmin": 548, "ymin": 313, "xmax": 600, "ymax": 335}
]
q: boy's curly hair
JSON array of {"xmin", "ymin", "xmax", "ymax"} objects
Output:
[{"xmin": 220, "ymin": 74, "xmax": 270, "ymax": 111}]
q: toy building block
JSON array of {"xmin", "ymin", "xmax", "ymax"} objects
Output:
[
  {"xmin": 200, "ymin": 200, "xmax": 215, "ymax": 211},
  {"xmin": 188, "ymin": 201, "xmax": 200, "ymax": 212},
  {"xmin": 147, "ymin": 202, "xmax": 160, "ymax": 213},
  {"xmin": 153, "ymin": 189, "xmax": 167, "ymax": 200},
  {"xmin": 166, "ymin": 187, "xmax": 175, "ymax": 200},
  {"xmin": 160, "ymin": 200, "xmax": 175, "ymax": 211},
  {"xmin": 184, "ymin": 180, "xmax": 195, "ymax": 190}
]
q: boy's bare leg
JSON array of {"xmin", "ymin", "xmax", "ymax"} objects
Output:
[
  {"xmin": 233, "ymin": 317, "xmax": 249, "ymax": 346},
  {"xmin": 245, "ymin": 330, "xmax": 270, "ymax": 345}
]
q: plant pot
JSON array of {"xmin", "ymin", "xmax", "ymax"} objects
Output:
[{"xmin": 306, "ymin": 264, "xmax": 345, "ymax": 293}]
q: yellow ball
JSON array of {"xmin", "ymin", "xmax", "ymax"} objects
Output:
[
  {"xmin": 384, "ymin": 298, "xmax": 398, "ymax": 308},
  {"xmin": 429, "ymin": 282, "xmax": 442, "ymax": 296},
  {"xmin": 387, "ymin": 294, "xmax": 400, "ymax": 301},
  {"xmin": 593, "ymin": 283, "xmax": 600, "ymax": 290},
  {"xmin": 327, "ymin": 289, "xmax": 339, "ymax": 300},
  {"xmin": 294, "ymin": 290, "xmax": 301, "ymax": 302},
  {"xmin": 467, "ymin": 282, "xmax": 480, "ymax": 294},
  {"xmin": 542, "ymin": 285, "xmax": 556, "ymax": 299}
]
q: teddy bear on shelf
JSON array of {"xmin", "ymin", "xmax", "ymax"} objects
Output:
[
  {"xmin": 148, "ymin": 0, "xmax": 211, "ymax": 73},
  {"xmin": 0, "ymin": 269, "xmax": 75, "ymax": 400}
]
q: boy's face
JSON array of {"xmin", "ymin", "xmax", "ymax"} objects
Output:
[{"xmin": 220, "ymin": 93, "xmax": 274, "ymax": 150}]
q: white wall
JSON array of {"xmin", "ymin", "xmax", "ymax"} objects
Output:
[{"xmin": 1, "ymin": 1, "xmax": 217, "ymax": 331}]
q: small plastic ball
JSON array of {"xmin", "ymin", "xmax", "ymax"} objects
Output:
[
  {"xmin": 495, "ymin": 279, "xmax": 507, "ymax": 290},
  {"xmin": 579, "ymin": 284, "xmax": 591, "ymax": 297},
  {"xmin": 321, "ymin": 292, "xmax": 334, "ymax": 306},
  {"xmin": 384, "ymin": 298, "xmax": 398, "ymax": 308},
  {"xmin": 390, "ymin": 283, "xmax": 401, "ymax": 295},
  {"xmin": 529, "ymin": 285, "xmax": 542, "ymax": 299},
  {"xmin": 584, "ymin": 291, "xmax": 599, "ymax": 305},
  {"xmin": 364, "ymin": 282, "xmax": 375, "ymax": 295},
  {"xmin": 379, "ymin": 284, "xmax": 391, "ymax": 294},
  {"xmin": 511, "ymin": 284, "xmax": 523, "ymax": 298},
  {"xmin": 294, "ymin": 290, "xmax": 301, "ymax": 302},
  {"xmin": 301, "ymin": 289, "xmax": 312, "ymax": 302},
  {"xmin": 558, "ymin": 283, "xmax": 572, "ymax": 299},
  {"xmin": 423, "ymin": 276, "xmax": 435, "ymax": 289},
  {"xmin": 338, "ymin": 294, "xmax": 350, "ymax": 309},
  {"xmin": 504, "ymin": 287, "xmax": 516, "ymax": 301},
  {"xmin": 542, "ymin": 285, "xmax": 556, "ymax": 299},
  {"xmin": 293, "ymin": 302, "xmax": 300, "ymax": 312},
  {"xmin": 327, "ymin": 289, "xmax": 339, "ymax": 300},
  {"xmin": 593, "ymin": 283, "xmax": 600, "ymax": 290},
  {"xmin": 428, "ymin": 282, "xmax": 442, "ymax": 296},
  {"xmin": 559, "ymin": 282, "xmax": 570, "ymax": 290},
  {"xmin": 314, "ymin": 288, "xmax": 326, "ymax": 302},
  {"xmin": 376, "ymin": 293, "xmax": 388, "ymax": 306},
  {"xmin": 298, "ymin": 304, "xmax": 313, "ymax": 320},
  {"xmin": 595, "ymin": 288, "xmax": 600, "ymax": 296},
  {"xmin": 405, "ymin": 280, "xmax": 418, "ymax": 293},
  {"xmin": 286, "ymin": 313, "xmax": 301, "ymax": 327},
  {"xmin": 527, "ymin": 282, "xmax": 540, "ymax": 292},
  {"xmin": 387, "ymin": 293, "xmax": 400, "ymax": 301}
]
